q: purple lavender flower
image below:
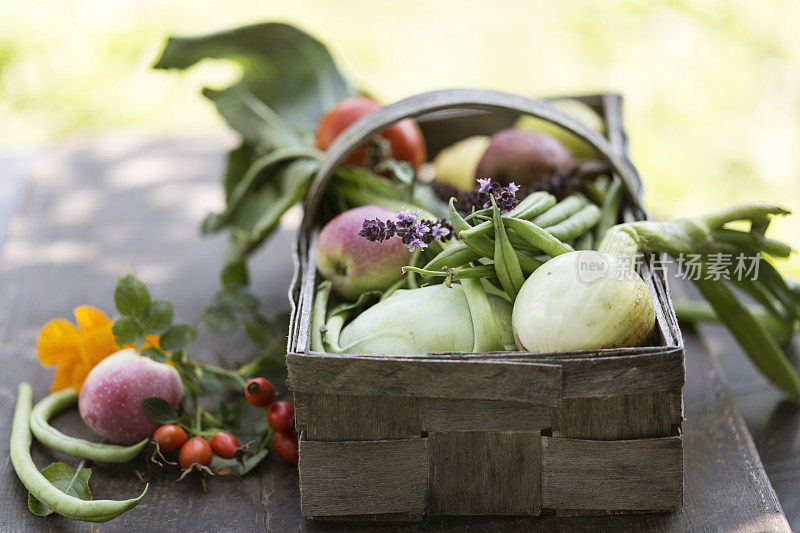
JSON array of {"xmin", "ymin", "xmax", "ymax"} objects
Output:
[
  {"xmin": 430, "ymin": 223, "xmax": 450, "ymax": 239},
  {"xmin": 360, "ymin": 209, "xmax": 453, "ymax": 252},
  {"xmin": 406, "ymin": 237, "xmax": 427, "ymax": 252},
  {"xmin": 358, "ymin": 218, "xmax": 396, "ymax": 242},
  {"xmin": 477, "ymin": 178, "xmax": 493, "ymax": 193},
  {"xmin": 396, "ymin": 209, "xmax": 419, "ymax": 223},
  {"xmin": 474, "ymin": 179, "xmax": 520, "ymax": 213}
]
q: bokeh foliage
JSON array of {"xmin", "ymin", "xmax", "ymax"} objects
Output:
[{"xmin": 2, "ymin": 0, "xmax": 799, "ymax": 274}]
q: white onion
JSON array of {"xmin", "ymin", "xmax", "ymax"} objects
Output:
[{"xmin": 512, "ymin": 250, "xmax": 655, "ymax": 352}]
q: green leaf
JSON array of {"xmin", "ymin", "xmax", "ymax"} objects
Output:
[
  {"xmin": 376, "ymin": 158, "xmax": 416, "ymax": 187},
  {"xmin": 112, "ymin": 316, "xmax": 145, "ymax": 347},
  {"xmin": 203, "ymin": 305, "xmax": 237, "ymax": 334},
  {"xmin": 209, "ymin": 396, "xmax": 270, "ymax": 443},
  {"xmin": 217, "ymin": 289, "xmax": 259, "ymax": 311},
  {"xmin": 244, "ymin": 313, "xmax": 289, "ymax": 353},
  {"xmin": 159, "ymin": 324, "xmax": 195, "ymax": 352},
  {"xmin": 114, "ymin": 275, "xmax": 151, "ymax": 318},
  {"xmin": 141, "ymin": 347, "xmax": 168, "ymax": 363},
  {"xmin": 221, "ymin": 261, "xmax": 249, "ymax": 289},
  {"xmin": 205, "ymin": 147, "xmax": 320, "ymax": 235},
  {"xmin": 154, "ymin": 22, "xmax": 358, "ymax": 130},
  {"xmin": 328, "ymin": 290, "xmax": 382, "ymax": 317},
  {"xmin": 141, "ymin": 397, "xmax": 178, "ymax": 425},
  {"xmin": 223, "ymin": 143, "xmax": 256, "ymax": 201},
  {"xmin": 217, "ymin": 157, "xmax": 317, "ymax": 272},
  {"xmin": 211, "ymin": 440, "xmax": 269, "ymax": 476},
  {"xmin": 203, "ymin": 86, "xmax": 305, "ymax": 150},
  {"xmin": 28, "ymin": 462, "xmax": 92, "ymax": 517},
  {"xmin": 141, "ymin": 300, "xmax": 174, "ymax": 335}
]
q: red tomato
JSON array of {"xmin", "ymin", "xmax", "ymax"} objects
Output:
[
  {"xmin": 315, "ymin": 96, "xmax": 426, "ymax": 169},
  {"xmin": 245, "ymin": 377, "xmax": 275, "ymax": 408},
  {"xmin": 209, "ymin": 432, "xmax": 240, "ymax": 459},
  {"xmin": 266, "ymin": 401, "xmax": 295, "ymax": 434},
  {"xmin": 273, "ymin": 431, "xmax": 298, "ymax": 465},
  {"xmin": 179, "ymin": 437, "xmax": 212, "ymax": 469},
  {"xmin": 152, "ymin": 424, "xmax": 187, "ymax": 452}
]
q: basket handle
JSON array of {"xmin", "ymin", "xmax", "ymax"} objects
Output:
[{"xmin": 303, "ymin": 88, "xmax": 642, "ymax": 228}]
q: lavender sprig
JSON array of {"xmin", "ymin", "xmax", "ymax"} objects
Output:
[
  {"xmin": 359, "ymin": 209, "xmax": 453, "ymax": 252},
  {"xmin": 476, "ymin": 178, "xmax": 520, "ymax": 213}
]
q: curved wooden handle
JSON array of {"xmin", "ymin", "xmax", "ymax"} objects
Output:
[{"xmin": 303, "ymin": 88, "xmax": 642, "ymax": 228}]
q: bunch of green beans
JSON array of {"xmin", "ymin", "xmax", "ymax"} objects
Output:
[
  {"xmin": 11, "ymin": 383, "xmax": 148, "ymax": 522},
  {"xmin": 421, "ymin": 191, "xmax": 606, "ymax": 292}
]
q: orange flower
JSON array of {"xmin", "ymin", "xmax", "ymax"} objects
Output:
[{"xmin": 37, "ymin": 306, "xmax": 159, "ymax": 392}]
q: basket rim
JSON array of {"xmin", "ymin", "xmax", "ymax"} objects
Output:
[{"xmin": 285, "ymin": 89, "xmax": 685, "ymax": 370}]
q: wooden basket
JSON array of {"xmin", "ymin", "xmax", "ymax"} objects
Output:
[{"xmin": 286, "ymin": 88, "xmax": 685, "ymax": 521}]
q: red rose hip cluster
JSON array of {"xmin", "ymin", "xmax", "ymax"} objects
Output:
[{"xmin": 245, "ymin": 377, "xmax": 298, "ymax": 465}]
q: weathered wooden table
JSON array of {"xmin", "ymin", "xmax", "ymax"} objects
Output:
[{"xmin": 0, "ymin": 135, "xmax": 796, "ymax": 531}]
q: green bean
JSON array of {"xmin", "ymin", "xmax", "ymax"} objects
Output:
[
  {"xmin": 460, "ymin": 232, "xmax": 544, "ymax": 274},
  {"xmin": 464, "ymin": 208, "xmax": 492, "ymax": 222},
  {"xmin": 511, "ymin": 191, "xmax": 557, "ymax": 220},
  {"xmin": 423, "ymin": 239, "xmax": 544, "ymax": 275},
  {"xmin": 756, "ymin": 259, "xmax": 800, "ymax": 321},
  {"xmin": 423, "ymin": 242, "xmax": 481, "ymax": 271},
  {"xmin": 406, "ymin": 249, "xmax": 421, "ymax": 289},
  {"xmin": 449, "ymin": 198, "xmax": 472, "ymax": 234},
  {"xmin": 448, "ymin": 198, "xmax": 494, "ymax": 259},
  {"xmin": 492, "ymin": 202, "xmax": 525, "ymax": 300},
  {"xmin": 457, "ymin": 192, "xmax": 555, "ymax": 241},
  {"xmin": 30, "ymin": 389, "xmax": 148, "ymax": 463},
  {"xmin": 693, "ymin": 280, "xmax": 800, "ymax": 398},
  {"xmin": 11, "ymin": 383, "xmax": 148, "ymax": 522},
  {"xmin": 731, "ymin": 277, "xmax": 789, "ymax": 324},
  {"xmin": 594, "ymin": 177, "xmax": 623, "ymax": 242},
  {"xmin": 480, "ymin": 277, "xmax": 512, "ymax": 303},
  {"xmin": 532, "ymin": 194, "xmax": 588, "ymax": 227},
  {"xmin": 547, "ymin": 204, "xmax": 601, "ymax": 241},
  {"xmin": 425, "ymin": 239, "xmax": 445, "ymax": 258},
  {"xmin": 574, "ymin": 231, "xmax": 594, "ymax": 250},
  {"xmin": 594, "ymin": 174, "xmax": 611, "ymax": 192},
  {"xmin": 402, "ymin": 264, "xmax": 497, "ymax": 284},
  {"xmin": 426, "ymin": 198, "xmax": 547, "ymax": 276},
  {"xmin": 461, "ymin": 278, "xmax": 502, "ymax": 352},
  {"xmin": 310, "ymin": 280, "xmax": 331, "ymax": 352},
  {"xmin": 453, "ymin": 199, "xmax": 546, "ymax": 275},
  {"xmin": 673, "ymin": 299, "xmax": 792, "ymax": 345},
  {"xmin": 712, "ymin": 228, "xmax": 793, "ymax": 258},
  {"xmin": 501, "ymin": 217, "xmax": 573, "ymax": 258}
]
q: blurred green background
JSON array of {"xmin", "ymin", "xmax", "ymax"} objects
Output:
[{"xmin": 2, "ymin": 0, "xmax": 799, "ymax": 274}]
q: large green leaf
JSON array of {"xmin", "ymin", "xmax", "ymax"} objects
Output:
[
  {"xmin": 221, "ymin": 157, "xmax": 319, "ymax": 272},
  {"xmin": 203, "ymin": 86, "xmax": 305, "ymax": 151},
  {"xmin": 154, "ymin": 22, "xmax": 358, "ymax": 130},
  {"xmin": 28, "ymin": 463, "xmax": 92, "ymax": 517}
]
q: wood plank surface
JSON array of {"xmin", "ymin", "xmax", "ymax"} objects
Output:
[
  {"xmin": 422, "ymin": 398, "xmax": 550, "ymax": 432},
  {"xmin": 560, "ymin": 348, "xmax": 685, "ymax": 398},
  {"xmin": 551, "ymin": 391, "xmax": 682, "ymax": 440},
  {"xmin": 540, "ymin": 436, "xmax": 683, "ymax": 511},
  {"xmin": 296, "ymin": 393, "xmax": 422, "ymax": 441},
  {"xmin": 427, "ymin": 431, "xmax": 541, "ymax": 516},
  {"xmin": 287, "ymin": 352, "xmax": 564, "ymax": 405},
  {"xmin": 299, "ymin": 438, "xmax": 428, "ymax": 516},
  {"xmin": 0, "ymin": 139, "xmax": 791, "ymax": 531},
  {"xmin": 686, "ymin": 276, "xmax": 800, "ymax": 532}
]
